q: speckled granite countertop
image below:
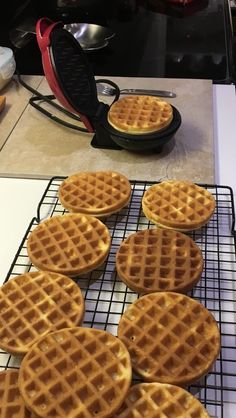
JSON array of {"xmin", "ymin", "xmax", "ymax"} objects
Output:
[{"xmin": 0, "ymin": 76, "xmax": 214, "ymax": 182}]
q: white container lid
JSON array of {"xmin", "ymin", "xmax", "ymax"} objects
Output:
[{"xmin": 0, "ymin": 47, "xmax": 16, "ymax": 80}]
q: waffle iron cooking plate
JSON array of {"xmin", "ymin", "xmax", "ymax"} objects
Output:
[{"xmin": 36, "ymin": 17, "xmax": 105, "ymax": 133}]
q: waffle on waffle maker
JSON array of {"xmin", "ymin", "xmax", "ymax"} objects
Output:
[{"xmin": 36, "ymin": 18, "xmax": 181, "ymax": 152}]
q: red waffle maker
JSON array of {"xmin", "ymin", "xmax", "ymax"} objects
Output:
[{"xmin": 36, "ymin": 17, "xmax": 181, "ymax": 152}]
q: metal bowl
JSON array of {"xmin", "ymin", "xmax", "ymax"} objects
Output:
[{"xmin": 64, "ymin": 23, "xmax": 115, "ymax": 51}]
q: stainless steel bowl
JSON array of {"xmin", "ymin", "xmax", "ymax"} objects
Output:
[{"xmin": 64, "ymin": 23, "xmax": 115, "ymax": 51}]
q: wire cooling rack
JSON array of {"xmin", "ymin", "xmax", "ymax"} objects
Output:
[{"xmin": 1, "ymin": 177, "xmax": 236, "ymax": 418}]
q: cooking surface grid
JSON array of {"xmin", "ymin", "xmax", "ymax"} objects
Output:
[{"xmin": 2, "ymin": 177, "xmax": 236, "ymax": 418}]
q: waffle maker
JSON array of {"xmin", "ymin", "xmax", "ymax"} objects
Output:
[{"xmin": 36, "ymin": 17, "xmax": 181, "ymax": 152}]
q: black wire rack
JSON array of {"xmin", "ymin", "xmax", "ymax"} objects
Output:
[{"xmin": 1, "ymin": 177, "xmax": 236, "ymax": 418}]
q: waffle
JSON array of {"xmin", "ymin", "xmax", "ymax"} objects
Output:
[
  {"xmin": 118, "ymin": 292, "xmax": 220, "ymax": 386},
  {"xmin": 0, "ymin": 370, "xmax": 36, "ymax": 418},
  {"xmin": 19, "ymin": 327, "xmax": 132, "ymax": 418},
  {"xmin": 0, "ymin": 95, "xmax": 6, "ymax": 113},
  {"xmin": 27, "ymin": 213, "xmax": 111, "ymax": 276},
  {"xmin": 58, "ymin": 171, "xmax": 131, "ymax": 217},
  {"xmin": 116, "ymin": 228, "xmax": 203, "ymax": 294},
  {"xmin": 142, "ymin": 180, "xmax": 216, "ymax": 231},
  {"xmin": 107, "ymin": 95, "xmax": 173, "ymax": 134},
  {"xmin": 0, "ymin": 271, "xmax": 85, "ymax": 355},
  {"xmin": 114, "ymin": 382, "xmax": 210, "ymax": 417}
]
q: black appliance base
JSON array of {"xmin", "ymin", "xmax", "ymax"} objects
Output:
[{"xmin": 91, "ymin": 124, "xmax": 122, "ymax": 150}]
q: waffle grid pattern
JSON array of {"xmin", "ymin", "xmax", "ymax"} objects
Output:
[
  {"xmin": 116, "ymin": 228, "xmax": 203, "ymax": 293},
  {"xmin": 117, "ymin": 292, "xmax": 220, "ymax": 386},
  {"xmin": 59, "ymin": 171, "xmax": 131, "ymax": 215},
  {"xmin": 0, "ymin": 370, "xmax": 34, "ymax": 417},
  {"xmin": 0, "ymin": 271, "xmax": 84, "ymax": 354},
  {"xmin": 1, "ymin": 177, "xmax": 236, "ymax": 418},
  {"xmin": 142, "ymin": 180, "xmax": 216, "ymax": 230},
  {"xmin": 19, "ymin": 328, "xmax": 132, "ymax": 418},
  {"xmin": 27, "ymin": 214, "xmax": 111, "ymax": 276},
  {"xmin": 114, "ymin": 383, "xmax": 210, "ymax": 417},
  {"xmin": 108, "ymin": 96, "xmax": 173, "ymax": 134}
]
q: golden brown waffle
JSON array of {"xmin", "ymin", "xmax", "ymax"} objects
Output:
[
  {"xmin": 118, "ymin": 292, "xmax": 220, "ymax": 386},
  {"xmin": 27, "ymin": 213, "xmax": 111, "ymax": 276},
  {"xmin": 19, "ymin": 327, "xmax": 132, "ymax": 418},
  {"xmin": 142, "ymin": 180, "xmax": 215, "ymax": 231},
  {"xmin": 58, "ymin": 171, "xmax": 131, "ymax": 216},
  {"xmin": 107, "ymin": 95, "xmax": 173, "ymax": 134},
  {"xmin": 0, "ymin": 370, "xmax": 36, "ymax": 418},
  {"xmin": 0, "ymin": 271, "xmax": 84, "ymax": 355},
  {"xmin": 116, "ymin": 228, "xmax": 203, "ymax": 294},
  {"xmin": 114, "ymin": 382, "xmax": 210, "ymax": 417},
  {"xmin": 0, "ymin": 96, "xmax": 6, "ymax": 113}
]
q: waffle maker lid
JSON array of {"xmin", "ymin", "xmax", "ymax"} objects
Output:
[{"xmin": 36, "ymin": 17, "xmax": 103, "ymax": 132}]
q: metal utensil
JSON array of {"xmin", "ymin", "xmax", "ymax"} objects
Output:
[
  {"xmin": 97, "ymin": 84, "xmax": 176, "ymax": 98},
  {"xmin": 64, "ymin": 23, "xmax": 115, "ymax": 51},
  {"xmin": 9, "ymin": 28, "xmax": 34, "ymax": 49}
]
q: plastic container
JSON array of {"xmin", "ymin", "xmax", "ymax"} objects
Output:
[{"xmin": 0, "ymin": 47, "xmax": 16, "ymax": 91}]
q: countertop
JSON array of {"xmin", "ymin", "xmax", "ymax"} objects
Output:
[
  {"xmin": 0, "ymin": 76, "xmax": 215, "ymax": 182},
  {"xmin": 0, "ymin": 76, "xmax": 235, "ymax": 221}
]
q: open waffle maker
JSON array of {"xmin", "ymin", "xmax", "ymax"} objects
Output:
[{"xmin": 36, "ymin": 17, "xmax": 181, "ymax": 151}]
